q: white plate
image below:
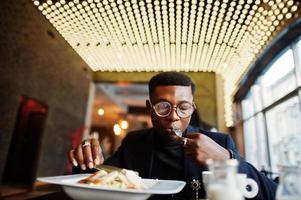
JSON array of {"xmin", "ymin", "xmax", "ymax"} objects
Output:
[{"xmin": 38, "ymin": 174, "xmax": 186, "ymax": 200}]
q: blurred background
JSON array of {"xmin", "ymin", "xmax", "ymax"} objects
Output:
[{"xmin": 0, "ymin": 0, "xmax": 300, "ymax": 198}]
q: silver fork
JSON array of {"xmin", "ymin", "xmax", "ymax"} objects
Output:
[
  {"xmin": 172, "ymin": 127, "xmax": 188, "ymax": 146},
  {"xmin": 172, "ymin": 127, "xmax": 182, "ymax": 137}
]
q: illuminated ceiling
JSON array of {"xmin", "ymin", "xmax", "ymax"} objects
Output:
[{"xmin": 33, "ymin": 0, "xmax": 300, "ymax": 126}]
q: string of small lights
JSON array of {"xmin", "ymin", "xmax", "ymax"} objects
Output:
[{"xmin": 33, "ymin": 0, "xmax": 300, "ymax": 127}]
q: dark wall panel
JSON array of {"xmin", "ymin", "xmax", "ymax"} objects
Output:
[{"xmin": 0, "ymin": 0, "xmax": 92, "ymax": 181}]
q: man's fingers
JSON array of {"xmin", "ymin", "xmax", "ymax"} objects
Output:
[
  {"xmin": 82, "ymin": 141, "xmax": 94, "ymax": 169},
  {"xmin": 186, "ymin": 132, "xmax": 202, "ymax": 138},
  {"xmin": 183, "ymin": 147, "xmax": 193, "ymax": 155},
  {"xmin": 179, "ymin": 137, "xmax": 188, "ymax": 146},
  {"xmin": 70, "ymin": 134, "xmax": 105, "ymax": 171},
  {"xmin": 180, "ymin": 137, "xmax": 195, "ymax": 148},
  {"xmin": 69, "ymin": 149, "xmax": 78, "ymax": 167},
  {"xmin": 91, "ymin": 138, "xmax": 104, "ymax": 165},
  {"xmin": 184, "ymin": 133, "xmax": 206, "ymax": 148},
  {"xmin": 76, "ymin": 144, "xmax": 86, "ymax": 170}
]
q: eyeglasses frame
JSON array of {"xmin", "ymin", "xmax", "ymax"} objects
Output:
[{"xmin": 150, "ymin": 100, "xmax": 196, "ymax": 118}]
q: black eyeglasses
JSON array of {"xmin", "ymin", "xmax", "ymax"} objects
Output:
[{"xmin": 151, "ymin": 101, "xmax": 195, "ymax": 118}]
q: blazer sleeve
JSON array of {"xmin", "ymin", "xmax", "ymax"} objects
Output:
[
  {"xmin": 103, "ymin": 143, "xmax": 124, "ymax": 167},
  {"xmin": 103, "ymin": 130, "xmax": 144, "ymax": 168},
  {"xmin": 226, "ymin": 135, "xmax": 277, "ymax": 200}
]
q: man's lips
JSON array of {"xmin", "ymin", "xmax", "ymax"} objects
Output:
[
  {"xmin": 165, "ymin": 128, "xmax": 182, "ymax": 137},
  {"xmin": 165, "ymin": 128, "xmax": 175, "ymax": 133},
  {"xmin": 162, "ymin": 128, "xmax": 172, "ymax": 135},
  {"xmin": 159, "ymin": 128, "xmax": 183, "ymax": 143}
]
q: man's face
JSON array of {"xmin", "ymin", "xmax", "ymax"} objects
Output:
[{"xmin": 148, "ymin": 85, "xmax": 193, "ymax": 139}]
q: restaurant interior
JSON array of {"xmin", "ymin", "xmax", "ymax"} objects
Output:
[{"xmin": 0, "ymin": 0, "xmax": 300, "ymax": 199}]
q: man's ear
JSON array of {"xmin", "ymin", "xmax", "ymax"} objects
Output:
[{"xmin": 146, "ymin": 100, "xmax": 151, "ymax": 110}]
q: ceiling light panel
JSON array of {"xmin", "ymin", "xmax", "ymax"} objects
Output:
[{"xmin": 33, "ymin": 0, "xmax": 300, "ymax": 127}]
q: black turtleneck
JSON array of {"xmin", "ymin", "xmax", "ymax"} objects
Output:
[{"xmin": 150, "ymin": 131, "xmax": 184, "ymax": 181}]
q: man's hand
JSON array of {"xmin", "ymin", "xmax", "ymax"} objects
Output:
[
  {"xmin": 182, "ymin": 133, "xmax": 230, "ymax": 166},
  {"xmin": 68, "ymin": 137, "xmax": 104, "ymax": 170}
]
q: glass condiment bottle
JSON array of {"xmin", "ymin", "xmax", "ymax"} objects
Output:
[{"xmin": 206, "ymin": 159, "xmax": 243, "ymax": 200}]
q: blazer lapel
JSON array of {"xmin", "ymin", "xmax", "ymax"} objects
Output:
[{"xmin": 183, "ymin": 126, "xmax": 208, "ymax": 198}]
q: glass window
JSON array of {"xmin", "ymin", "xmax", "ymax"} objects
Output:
[
  {"xmin": 265, "ymin": 96, "xmax": 301, "ymax": 172},
  {"xmin": 297, "ymin": 39, "xmax": 301, "ymax": 62},
  {"xmin": 243, "ymin": 117, "xmax": 258, "ymax": 168},
  {"xmin": 251, "ymin": 83, "xmax": 263, "ymax": 112},
  {"xmin": 296, "ymin": 39, "xmax": 301, "ymax": 85},
  {"xmin": 240, "ymin": 38, "xmax": 301, "ymax": 175},
  {"xmin": 242, "ymin": 93, "xmax": 255, "ymax": 120},
  {"xmin": 241, "ymin": 83, "xmax": 262, "ymax": 120},
  {"xmin": 261, "ymin": 49, "xmax": 296, "ymax": 107},
  {"xmin": 254, "ymin": 113, "xmax": 269, "ymax": 170},
  {"xmin": 243, "ymin": 114, "xmax": 269, "ymax": 170}
]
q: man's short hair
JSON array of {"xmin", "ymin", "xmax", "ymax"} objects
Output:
[{"xmin": 148, "ymin": 72, "xmax": 196, "ymax": 97}]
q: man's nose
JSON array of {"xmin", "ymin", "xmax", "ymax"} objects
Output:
[{"xmin": 168, "ymin": 107, "xmax": 180, "ymax": 121}]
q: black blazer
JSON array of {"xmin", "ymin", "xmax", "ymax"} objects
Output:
[{"xmin": 75, "ymin": 126, "xmax": 277, "ymax": 199}]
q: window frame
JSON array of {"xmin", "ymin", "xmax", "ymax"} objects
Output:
[{"xmin": 239, "ymin": 38, "xmax": 301, "ymax": 174}]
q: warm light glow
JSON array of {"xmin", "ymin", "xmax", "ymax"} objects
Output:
[
  {"xmin": 33, "ymin": 0, "xmax": 301, "ymax": 127},
  {"xmin": 120, "ymin": 120, "xmax": 129, "ymax": 129},
  {"xmin": 97, "ymin": 108, "xmax": 104, "ymax": 116},
  {"xmin": 113, "ymin": 124, "xmax": 122, "ymax": 136}
]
